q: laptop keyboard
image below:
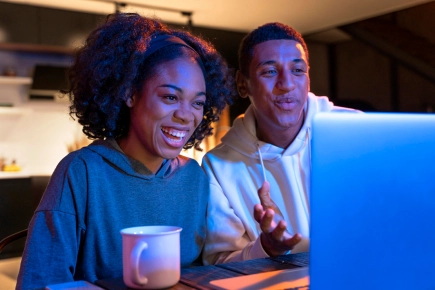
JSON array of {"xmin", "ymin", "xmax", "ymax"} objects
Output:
[{"xmin": 269, "ymin": 252, "xmax": 310, "ymax": 267}]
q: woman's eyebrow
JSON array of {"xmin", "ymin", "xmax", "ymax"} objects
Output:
[
  {"xmin": 159, "ymin": 84, "xmax": 206, "ymax": 97},
  {"xmin": 159, "ymin": 84, "xmax": 182, "ymax": 92}
]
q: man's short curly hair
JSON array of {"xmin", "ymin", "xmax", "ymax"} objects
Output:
[
  {"xmin": 238, "ymin": 22, "xmax": 309, "ymax": 77},
  {"xmin": 67, "ymin": 13, "xmax": 235, "ymax": 151}
]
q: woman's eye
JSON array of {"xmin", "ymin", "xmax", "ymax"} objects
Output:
[
  {"xmin": 193, "ymin": 101, "xmax": 205, "ymax": 109},
  {"xmin": 164, "ymin": 95, "xmax": 177, "ymax": 102}
]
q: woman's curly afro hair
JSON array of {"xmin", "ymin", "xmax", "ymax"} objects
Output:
[{"xmin": 67, "ymin": 13, "xmax": 236, "ymax": 151}]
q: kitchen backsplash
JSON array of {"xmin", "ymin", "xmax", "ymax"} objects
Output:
[
  {"xmin": 0, "ymin": 49, "xmax": 81, "ymax": 175},
  {"xmin": 0, "ymin": 105, "xmax": 84, "ymax": 175},
  {"xmin": 0, "ymin": 96, "xmax": 84, "ymax": 176}
]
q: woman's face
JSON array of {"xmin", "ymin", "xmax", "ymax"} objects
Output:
[{"xmin": 122, "ymin": 56, "xmax": 206, "ymax": 171}]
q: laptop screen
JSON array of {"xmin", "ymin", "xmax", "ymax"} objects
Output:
[{"xmin": 309, "ymin": 112, "xmax": 435, "ymax": 289}]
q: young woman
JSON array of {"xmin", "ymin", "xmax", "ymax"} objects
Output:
[{"xmin": 17, "ymin": 13, "xmax": 235, "ymax": 289}]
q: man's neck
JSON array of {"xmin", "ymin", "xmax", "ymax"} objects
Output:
[{"xmin": 255, "ymin": 111, "xmax": 305, "ymax": 149}]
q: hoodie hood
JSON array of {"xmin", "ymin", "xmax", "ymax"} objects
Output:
[
  {"xmin": 83, "ymin": 139, "xmax": 178, "ymax": 179},
  {"xmin": 221, "ymin": 92, "xmax": 334, "ymax": 161}
]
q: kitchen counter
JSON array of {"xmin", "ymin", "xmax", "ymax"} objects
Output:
[{"xmin": 0, "ymin": 171, "xmax": 31, "ymax": 179}]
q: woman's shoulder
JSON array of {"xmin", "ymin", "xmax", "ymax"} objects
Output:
[
  {"xmin": 176, "ymin": 155, "xmax": 203, "ymax": 171},
  {"xmin": 173, "ymin": 155, "xmax": 207, "ymax": 178},
  {"xmin": 53, "ymin": 142, "xmax": 108, "ymax": 175}
]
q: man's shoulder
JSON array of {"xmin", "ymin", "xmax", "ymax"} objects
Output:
[
  {"xmin": 308, "ymin": 93, "xmax": 363, "ymax": 114},
  {"xmin": 202, "ymin": 140, "xmax": 250, "ymax": 169},
  {"xmin": 203, "ymin": 142, "xmax": 234, "ymax": 161}
]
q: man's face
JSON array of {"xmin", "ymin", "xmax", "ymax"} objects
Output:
[{"xmin": 239, "ymin": 39, "xmax": 310, "ymax": 137}]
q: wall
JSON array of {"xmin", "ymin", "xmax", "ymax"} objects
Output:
[
  {"xmin": 396, "ymin": 2, "xmax": 435, "ymax": 112},
  {"xmin": 1, "ymin": 1, "xmax": 434, "ymax": 176},
  {"xmin": 334, "ymin": 39, "xmax": 435, "ymax": 112},
  {"xmin": 332, "ymin": 2, "xmax": 435, "ymax": 112}
]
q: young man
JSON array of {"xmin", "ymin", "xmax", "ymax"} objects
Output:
[{"xmin": 202, "ymin": 22, "xmax": 358, "ymax": 265}]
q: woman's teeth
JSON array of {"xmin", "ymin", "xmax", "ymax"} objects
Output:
[{"xmin": 161, "ymin": 127, "xmax": 186, "ymax": 140}]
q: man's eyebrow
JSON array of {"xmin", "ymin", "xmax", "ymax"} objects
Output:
[
  {"xmin": 293, "ymin": 58, "xmax": 306, "ymax": 64},
  {"xmin": 257, "ymin": 60, "xmax": 276, "ymax": 68},
  {"xmin": 159, "ymin": 84, "xmax": 206, "ymax": 97},
  {"xmin": 257, "ymin": 58, "xmax": 307, "ymax": 68}
]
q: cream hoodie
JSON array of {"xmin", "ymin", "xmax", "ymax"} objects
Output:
[{"xmin": 202, "ymin": 93, "xmax": 358, "ymax": 265}]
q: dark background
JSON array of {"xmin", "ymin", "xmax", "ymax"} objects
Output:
[{"xmin": 1, "ymin": 1, "xmax": 435, "ymax": 123}]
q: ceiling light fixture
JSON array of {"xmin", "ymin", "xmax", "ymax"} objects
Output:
[{"xmin": 93, "ymin": 0, "xmax": 193, "ymax": 30}]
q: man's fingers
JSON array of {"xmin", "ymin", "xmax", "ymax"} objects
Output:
[
  {"xmin": 258, "ymin": 181, "xmax": 273, "ymax": 207},
  {"xmin": 284, "ymin": 233, "xmax": 303, "ymax": 249},
  {"xmin": 257, "ymin": 181, "xmax": 286, "ymax": 219},
  {"xmin": 259, "ymin": 208, "xmax": 275, "ymax": 233},
  {"xmin": 270, "ymin": 220, "xmax": 287, "ymax": 241},
  {"xmin": 261, "ymin": 181, "xmax": 270, "ymax": 192},
  {"xmin": 253, "ymin": 204, "xmax": 264, "ymax": 223}
]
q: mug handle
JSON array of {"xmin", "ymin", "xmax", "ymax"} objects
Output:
[{"xmin": 131, "ymin": 241, "xmax": 148, "ymax": 286}]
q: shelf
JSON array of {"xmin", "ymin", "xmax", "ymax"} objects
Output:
[
  {"xmin": 0, "ymin": 42, "xmax": 75, "ymax": 55},
  {"xmin": 0, "ymin": 171, "xmax": 31, "ymax": 179},
  {"xmin": 0, "ymin": 107, "xmax": 33, "ymax": 115},
  {"xmin": 0, "ymin": 76, "xmax": 32, "ymax": 85}
]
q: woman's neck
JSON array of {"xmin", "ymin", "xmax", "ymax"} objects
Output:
[{"xmin": 116, "ymin": 137, "xmax": 164, "ymax": 174}]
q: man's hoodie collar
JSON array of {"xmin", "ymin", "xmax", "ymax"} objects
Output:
[{"xmin": 221, "ymin": 93, "xmax": 333, "ymax": 160}]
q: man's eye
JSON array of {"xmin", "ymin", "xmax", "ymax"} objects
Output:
[
  {"xmin": 292, "ymin": 68, "xmax": 306, "ymax": 75},
  {"xmin": 261, "ymin": 69, "xmax": 277, "ymax": 76}
]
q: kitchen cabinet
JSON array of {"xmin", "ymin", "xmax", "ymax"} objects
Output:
[
  {"xmin": 0, "ymin": 177, "xmax": 32, "ymax": 259},
  {"xmin": 0, "ymin": 2, "xmax": 104, "ymax": 49},
  {"xmin": 0, "ymin": 3, "xmax": 38, "ymax": 44},
  {"xmin": 0, "ymin": 176, "xmax": 49, "ymax": 259}
]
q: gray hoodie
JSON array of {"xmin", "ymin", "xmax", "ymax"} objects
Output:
[{"xmin": 17, "ymin": 139, "xmax": 208, "ymax": 289}]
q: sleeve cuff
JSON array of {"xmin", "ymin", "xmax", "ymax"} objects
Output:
[
  {"xmin": 250, "ymin": 235, "xmax": 291, "ymax": 259},
  {"xmin": 248, "ymin": 235, "xmax": 270, "ymax": 259}
]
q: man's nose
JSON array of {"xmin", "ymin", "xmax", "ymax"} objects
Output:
[{"xmin": 276, "ymin": 70, "xmax": 295, "ymax": 92}]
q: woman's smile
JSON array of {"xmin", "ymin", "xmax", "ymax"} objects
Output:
[{"xmin": 161, "ymin": 126, "xmax": 189, "ymax": 146}]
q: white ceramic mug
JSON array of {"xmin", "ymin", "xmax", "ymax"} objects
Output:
[{"xmin": 120, "ymin": 225, "xmax": 182, "ymax": 289}]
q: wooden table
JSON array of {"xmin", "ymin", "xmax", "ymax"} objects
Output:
[{"xmin": 94, "ymin": 252, "xmax": 309, "ymax": 290}]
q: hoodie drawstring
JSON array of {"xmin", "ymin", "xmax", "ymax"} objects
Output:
[{"xmin": 255, "ymin": 142, "xmax": 267, "ymax": 183}]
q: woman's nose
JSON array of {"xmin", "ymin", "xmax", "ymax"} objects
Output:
[{"xmin": 173, "ymin": 104, "xmax": 194, "ymax": 124}]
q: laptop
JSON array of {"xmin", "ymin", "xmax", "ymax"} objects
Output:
[
  {"xmin": 310, "ymin": 112, "xmax": 435, "ymax": 289},
  {"xmin": 210, "ymin": 112, "xmax": 435, "ymax": 290}
]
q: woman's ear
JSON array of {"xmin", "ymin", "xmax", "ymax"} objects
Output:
[
  {"xmin": 236, "ymin": 70, "xmax": 249, "ymax": 99},
  {"xmin": 126, "ymin": 95, "xmax": 135, "ymax": 108}
]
